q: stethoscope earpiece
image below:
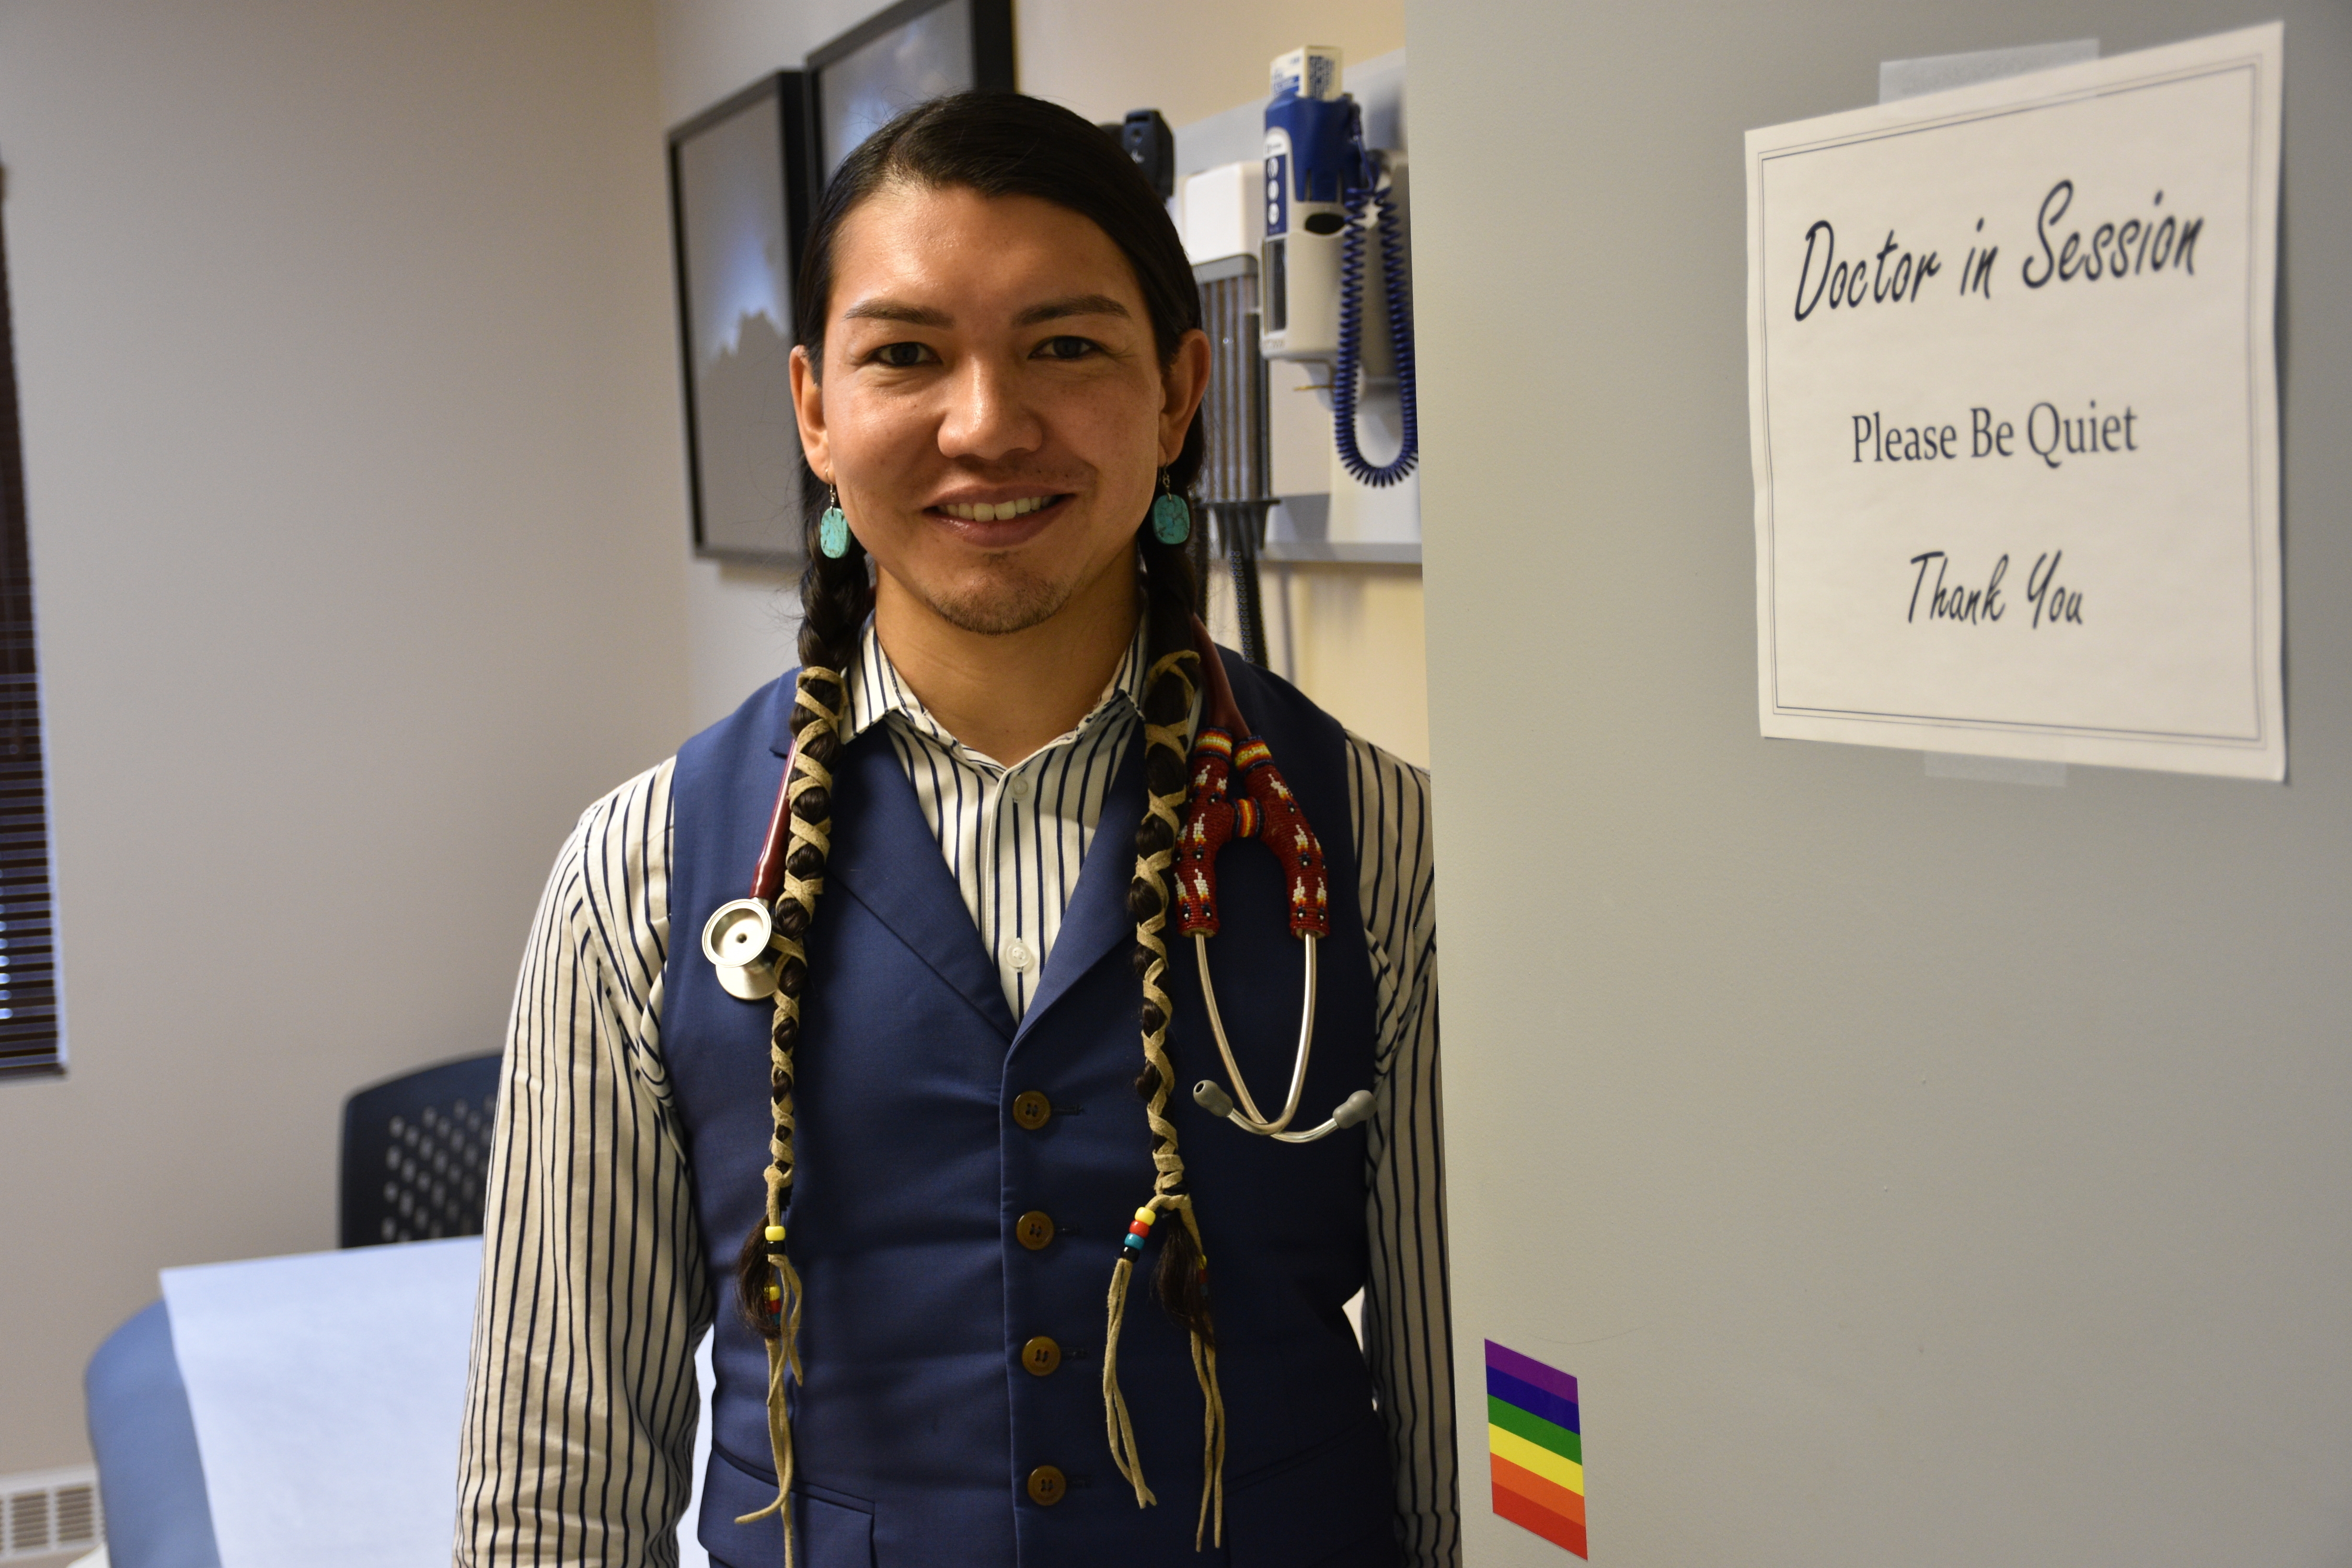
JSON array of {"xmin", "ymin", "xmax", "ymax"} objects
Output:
[{"xmin": 1192, "ymin": 1070, "xmax": 1373, "ymax": 1144}]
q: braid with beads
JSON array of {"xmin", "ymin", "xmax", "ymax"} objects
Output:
[
  {"xmin": 728, "ymin": 521, "xmax": 869, "ymax": 1560},
  {"xmin": 1129, "ymin": 534, "xmax": 1212, "ymax": 1332},
  {"xmin": 1102, "ymin": 529, "xmax": 1230, "ymax": 1547}
]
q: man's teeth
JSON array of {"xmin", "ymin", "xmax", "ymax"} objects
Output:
[{"xmin": 942, "ymin": 496, "xmax": 1053, "ymax": 522}]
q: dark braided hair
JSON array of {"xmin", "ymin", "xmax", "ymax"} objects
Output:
[{"xmin": 731, "ymin": 92, "xmax": 1228, "ymax": 1546}]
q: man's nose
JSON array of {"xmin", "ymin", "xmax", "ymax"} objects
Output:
[{"xmin": 936, "ymin": 356, "xmax": 1045, "ymax": 463}]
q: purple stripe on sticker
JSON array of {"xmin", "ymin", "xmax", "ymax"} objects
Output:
[{"xmin": 1484, "ymin": 1339, "xmax": 1579, "ymax": 1403}]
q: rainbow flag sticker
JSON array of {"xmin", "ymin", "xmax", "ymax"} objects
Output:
[{"xmin": 1485, "ymin": 1340, "xmax": 1585, "ymax": 1558}]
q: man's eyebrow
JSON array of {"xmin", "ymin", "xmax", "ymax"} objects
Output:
[
  {"xmin": 840, "ymin": 299, "xmax": 953, "ymax": 327},
  {"xmin": 1013, "ymin": 294, "xmax": 1132, "ymax": 327}
]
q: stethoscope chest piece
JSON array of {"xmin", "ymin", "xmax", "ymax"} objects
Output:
[
  {"xmin": 704, "ymin": 897, "xmax": 781, "ymax": 1000},
  {"xmin": 704, "ymin": 745, "xmax": 806, "ymax": 1004}
]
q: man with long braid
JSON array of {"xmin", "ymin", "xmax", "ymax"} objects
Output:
[{"xmin": 456, "ymin": 94, "xmax": 1454, "ymax": 1568}]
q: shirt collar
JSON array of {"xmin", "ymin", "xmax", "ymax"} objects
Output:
[{"xmin": 841, "ymin": 616, "xmax": 1151, "ymax": 767}]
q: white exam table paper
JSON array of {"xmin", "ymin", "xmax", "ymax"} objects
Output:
[
  {"xmin": 162, "ymin": 1240, "xmax": 482, "ymax": 1568},
  {"xmin": 161, "ymin": 1240, "xmax": 716, "ymax": 1568}
]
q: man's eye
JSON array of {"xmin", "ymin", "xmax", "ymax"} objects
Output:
[
  {"xmin": 1035, "ymin": 336, "xmax": 1098, "ymax": 360},
  {"xmin": 872, "ymin": 341, "xmax": 933, "ymax": 367}
]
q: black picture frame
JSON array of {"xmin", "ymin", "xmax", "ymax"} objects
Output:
[
  {"xmin": 805, "ymin": 0, "xmax": 1016, "ymax": 187},
  {"xmin": 666, "ymin": 72, "xmax": 815, "ymax": 568}
]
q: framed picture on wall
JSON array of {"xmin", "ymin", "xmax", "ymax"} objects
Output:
[
  {"xmin": 667, "ymin": 72, "xmax": 815, "ymax": 567},
  {"xmin": 806, "ymin": 0, "xmax": 1016, "ymax": 185}
]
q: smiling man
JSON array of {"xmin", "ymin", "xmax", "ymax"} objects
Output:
[{"xmin": 456, "ymin": 94, "xmax": 1454, "ymax": 1568}]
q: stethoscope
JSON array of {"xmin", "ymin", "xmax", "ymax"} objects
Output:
[
  {"xmin": 699, "ymin": 741, "xmax": 802, "ymax": 1001},
  {"xmin": 700, "ymin": 620, "xmax": 1373, "ymax": 1141},
  {"xmin": 1173, "ymin": 625, "xmax": 1372, "ymax": 1143}
]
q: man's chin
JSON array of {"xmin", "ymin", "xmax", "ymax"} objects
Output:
[{"xmin": 923, "ymin": 572, "xmax": 1074, "ymax": 637}]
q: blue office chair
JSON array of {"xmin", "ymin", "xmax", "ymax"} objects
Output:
[
  {"xmin": 338, "ymin": 1053, "xmax": 502, "ymax": 1247},
  {"xmin": 87, "ymin": 1053, "xmax": 504, "ymax": 1566}
]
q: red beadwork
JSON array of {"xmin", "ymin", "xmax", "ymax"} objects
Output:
[
  {"xmin": 1236, "ymin": 750, "xmax": 1331, "ymax": 939},
  {"xmin": 1174, "ymin": 728, "xmax": 1332, "ymax": 940},
  {"xmin": 1174, "ymin": 728, "xmax": 1237, "ymax": 937}
]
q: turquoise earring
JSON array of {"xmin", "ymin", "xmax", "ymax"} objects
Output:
[
  {"xmin": 1150, "ymin": 470, "xmax": 1191, "ymax": 545},
  {"xmin": 818, "ymin": 486, "xmax": 850, "ymax": 559}
]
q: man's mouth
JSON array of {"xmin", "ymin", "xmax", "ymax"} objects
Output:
[{"xmin": 936, "ymin": 494, "xmax": 1064, "ymax": 523}]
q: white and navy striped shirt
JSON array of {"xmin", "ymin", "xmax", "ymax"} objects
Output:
[
  {"xmin": 456, "ymin": 624, "xmax": 1456, "ymax": 1565},
  {"xmin": 854, "ymin": 622, "xmax": 1151, "ymax": 1017}
]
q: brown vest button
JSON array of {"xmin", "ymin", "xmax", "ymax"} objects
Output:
[
  {"xmin": 1020, "ymin": 1335, "xmax": 1062, "ymax": 1376},
  {"xmin": 1012, "ymin": 1090, "xmax": 1053, "ymax": 1130},
  {"xmin": 1015, "ymin": 1210, "xmax": 1056, "ymax": 1250},
  {"xmin": 1025, "ymin": 1465, "xmax": 1067, "ymax": 1506}
]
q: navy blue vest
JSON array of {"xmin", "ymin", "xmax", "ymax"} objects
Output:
[{"xmin": 662, "ymin": 652, "xmax": 1400, "ymax": 1568}]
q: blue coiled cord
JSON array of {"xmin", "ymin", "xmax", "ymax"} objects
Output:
[{"xmin": 1330, "ymin": 150, "xmax": 1418, "ymax": 487}]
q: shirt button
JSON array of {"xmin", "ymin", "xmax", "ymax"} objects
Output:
[
  {"xmin": 1008, "ymin": 774, "xmax": 1033, "ymax": 801},
  {"xmin": 1012, "ymin": 1091, "xmax": 1053, "ymax": 1131},
  {"xmin": 1026, "ymin": 1465, "xmax": 1067, "ymax": 1506},
  {"xmin": 1021, "ymin": 1336, "xmax": 1063, "ymax": 1377},
  {"xmin": 1016, "ymin": 1210, "xmax": 1056, "ymax": 1250},
  {"xmin": 1006, "ymin": 938, "xmax": 1036, "ymax": 973}
]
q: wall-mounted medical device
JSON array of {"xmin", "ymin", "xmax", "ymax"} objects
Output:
[{"xmin": 1259, "ymin": 47, "xmax": 1418, "ymax": 486}]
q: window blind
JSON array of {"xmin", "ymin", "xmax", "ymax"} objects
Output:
[{"xmin": 0, "ymin": 175, "xmax": 62, "ymax": 1079}]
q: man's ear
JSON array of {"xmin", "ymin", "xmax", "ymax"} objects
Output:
[
  {"xmin": 1158, "ymin": 328, "xmax": 1212, "ymax": 466},
  {"xmin": 790, "ymin": 344, "xmax": 830, "ymax": 478}
]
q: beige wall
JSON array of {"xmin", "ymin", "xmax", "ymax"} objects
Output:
[
  {"xmin": 1018, "ymin": 0, "xmax": 1403, "ymax": 129},
  {"xmin": 0, "ymin": 0, "xmax": 688, "ymax": 1473},
  {"xmin": 663, "ymin": 0, "xmax": 1430, "ymax": 768},
  {"xmin": 1209, "ymin": 563, "xmax": 1429, "ymax": 767}
]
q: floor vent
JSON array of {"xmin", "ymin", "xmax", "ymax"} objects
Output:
[{"xmin": 0, "ymin": 1469, "xmax": 99, "ymax": 1560}]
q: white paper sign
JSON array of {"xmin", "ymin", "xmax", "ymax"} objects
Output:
[{"xmin": 1745, "ymin": 24, "xmax": 2284, "ymax": 778}]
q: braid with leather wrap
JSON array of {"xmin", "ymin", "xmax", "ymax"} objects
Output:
[
  {"xmin": 1103, "ymin": 533, "xmax": 1228, "ymax": 1547},
  {"xmin": 728, "ymin": 526, "xmax": 868, "ymax": 1560}
]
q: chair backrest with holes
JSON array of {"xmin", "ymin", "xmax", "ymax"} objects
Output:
[{"xmin": 338, "ymin": 1054, "xmax": 503, "ymax": 1247}]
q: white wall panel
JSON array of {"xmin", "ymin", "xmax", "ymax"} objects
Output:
[{"xmin": 1409, "ymin": 1, "xmax": 2350, "ymax": 1561}]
